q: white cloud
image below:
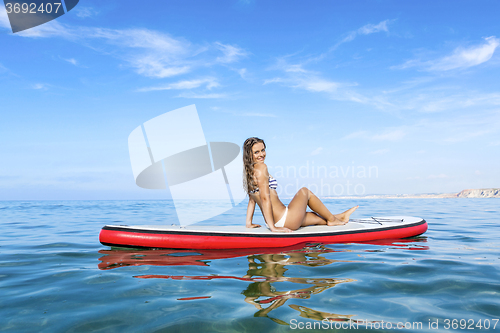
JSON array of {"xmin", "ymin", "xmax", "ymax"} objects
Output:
[
  {"xmin": 132, "ymin": 56, "xmax": 191, "ymax": 78},
  {"xmin": 340, "ymin": 31, "xmax": 357, "ymax": 44},
  {"xmin": 285, "ymin": 64, "xmax": 308, "ymax": 73},
  {"xmin": 382, "ymin": 111, "xmax": 500, "ymax": 146},
  {"xmin": 444, "ymin": 129, "xmax": 491, "ymax": 143},
  {"xmin": 336, "ymin": 19, "xmax": 393, "ymax": 46},
  {"xmin": 264, "ymin": 57, "xmax": 381, "ymax": 106},
  {"xmin": 16, "ymin": 20, "xmax": 74, "ymax": 38},
  {"xmin": 80, "ymin": 27, "xmax": 193, "ymax": 77},
  {"xmin": 429, "ymin": 36, "xmax": 499, "ymax": 71},
  {"xmin": 237, "ymin": 68, "xmax": 247, "ymax": 79},
  {"xmin": 392, "ymin": 89, "xmax": 500, "ymax": 114},
  {"xmin": 358, "ymin": 20, "xmax": 390, "ymax": 35},
  {"xmin": 137, "ymin": 78, "xmax": 219, "ymax": 92},
  {"xmin": 215, "ymin": 42, "xmax": 248, "ymax": 63},
  {"xmin": 342, "ymin": 129, "xmax": 405, "ymax": 141},
  {"xmin": 241, "ymin": 112, "xmax": 277, "ymax": 117},
  {"xmin": 176, "ymin": 92, "xmax": 227, "ymax": 99},
  {"xmin": 8, "ymin": 22, "xmax": 249, "ymax": 81},
  {"xmin": 311, "ymin": 147, "xmax": 323, "ymax": 156},
  {"xmin": 420, "ymin": 93, "xmax": 500, "ymax": 113},
  {"xmin": 428, "ymin": 174, "xmax": 449, "ymax": 179},
  {"xmin": 88, "ymin": 28, "xmax": 188, "ymax": 52},
  {"xmin": 373, "ymin": 129, "xmax": 406, "ymax": 141},
  {"xmin": 32, "ymin": 83, "xmax": 49, "ymax": 90},
  {"xmin": 370, "ymin": 149, "xmax": 390, "ymax": 155},
  {"xmin": 396, "ymin": 36, "xmax": 500, "ymax": 71},
  {"xmin": 391, "ymin": 59, "xmax": 419, "ymax": 71},
  {"xmin": 63, "ymin": 58, "xmax": 78, "ymax": 66},
  {"xmin": 341, "ymin": 130, "xmax": 369, "ymax": 140},
  {"xmin": 297, "ymin": 77, "xmax": 339, "ymax": 93},
  {"xmin": 75, "ymin": 7, "xmax": 99, "ymax": 18},
  {"xmin": 267, "ymin": 44, "xmax": 499, "ymax": 113},
  {"xmin": 264, "ymin": 73, "xmax": 342, "ymax": 95},
  {"xmin": 81, "ymin": 27, "xmax": 195, "ymax": 78},
  {"xmin": 264, "ymin": 60, "xmax": 341, "ymax": 94},
  {"xmin": 263, "ymin": 77, "xmax": 283, "ymax": 85},
  {"xmin": 0, "ymin": 62, "xmax": 8, "ymax": 73}
]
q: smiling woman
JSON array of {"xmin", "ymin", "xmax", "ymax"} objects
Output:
[{"xmin": 243, "ymin": 137, "xmax": 359, "ymax": 232}]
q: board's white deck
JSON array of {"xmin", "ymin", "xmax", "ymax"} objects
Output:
[{"xmin": 106, "ymin": 216, "xmax": 423, "ymax": 235}]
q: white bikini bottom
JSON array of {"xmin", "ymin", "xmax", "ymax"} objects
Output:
[{"xmin": 275, "ymin": 207, "xmax": 288, "ymax": 228}]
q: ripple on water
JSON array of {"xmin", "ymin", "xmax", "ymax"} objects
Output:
[{"xmin": 1, "ymin": 199, "xmax": 499, "ymax": 332}]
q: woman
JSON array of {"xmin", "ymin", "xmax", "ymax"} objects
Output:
[{"xmin": 243, "ymin": 137, "xmax": 358, "ymax": 232}]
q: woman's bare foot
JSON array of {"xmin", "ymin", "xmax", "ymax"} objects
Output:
[
  {"xmin": 327, "ymin": 205, "xmax": 359, "ymax": 226},
  {"xmin": 335, "ymin": 206, "xmax": 359, "ymax": 222},
  {"xmin": 326, "ymin": 216, "xmax": 347, "ymax": 226}
]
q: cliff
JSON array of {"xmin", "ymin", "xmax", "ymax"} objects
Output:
[{"xmin": 456, "ymin": 188, "xmax": 500, "ymax": 198}]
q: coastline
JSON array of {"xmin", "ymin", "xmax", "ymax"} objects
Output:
[
  {"xmin": 323, "ymin": 193, "xmax": 459, "ymax": 199},
  {"xmin": 322, "ymin": 188, "xmax": 500, "ymax": 199}
]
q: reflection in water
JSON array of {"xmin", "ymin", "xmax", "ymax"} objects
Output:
[
  {"xmin": 98, "ymin": 238, "xmax": 428, "ymax": 270},
  {"xmin": 177, "ymin": 296, "xmax": 212, "ymax": 301},
  {"xmin": 98, "ymin": 243, "xmax": 314, "ymax": 270},
  {"xmin": 290, "ymin": 304, "xmax": 355, "ymax": 323},
  {"xmin": 98, "ymin": 238, "xmax": 428, "ymax": 325},
  {"xmin": 240, "ymin": 252, "xmax": 356, "ymax": 324}
]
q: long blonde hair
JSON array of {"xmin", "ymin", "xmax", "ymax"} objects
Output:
[{"xmin": 243, "ymin": 137, "xmax": 266, "ymax": 194}]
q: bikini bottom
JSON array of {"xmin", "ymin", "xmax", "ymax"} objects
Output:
[{"xmin": 274, "ymin": 207, "xmax": 288, "ymax": 228}]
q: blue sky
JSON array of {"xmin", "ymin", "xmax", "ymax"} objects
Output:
[{"xmin": 1, "ymin": 0, "xmax": 499, "ymax": 200}]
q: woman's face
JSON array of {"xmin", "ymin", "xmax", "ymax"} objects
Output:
[{"xmin": 251, "ymin": 142, "xmax": 266, "ymax": 164}]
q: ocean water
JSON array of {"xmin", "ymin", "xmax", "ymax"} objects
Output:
[{"xmin": 1, "ymin": 199, "xmax": 499, "ymax": 333}]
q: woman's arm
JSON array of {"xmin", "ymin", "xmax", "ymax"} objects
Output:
[
  {"xmin": 255, "ymin": 164, "xmax": 291, "ymax": 232},
  {"xmin": 246, "ymin": 196, "xmax": 260, "ymax": 228}
]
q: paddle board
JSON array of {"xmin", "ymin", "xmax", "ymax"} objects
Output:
[{"xmin": 99, "ymin": 216, "xmax": 427, "ymax": 250}]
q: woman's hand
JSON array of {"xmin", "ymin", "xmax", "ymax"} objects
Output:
[
  {"xmin": 271, "ymin": 227, "xmax": 293, "ymax": 233},
  {"xmin": 246, "ymin": 223, "xmax": 261, "ymax": 228}
]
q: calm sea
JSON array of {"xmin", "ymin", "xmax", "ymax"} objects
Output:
[{"xmin": 1, "ymin": 199, "xmax": 499, "ymax": 332}]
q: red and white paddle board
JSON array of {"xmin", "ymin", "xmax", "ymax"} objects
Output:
[{"xmin": 99, "ymin": 216, "xmax": 427, "ymax": 250}]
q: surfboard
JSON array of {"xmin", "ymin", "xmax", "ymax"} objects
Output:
[{"xmin": 99, "ymin": 216, "xmax": 427, "ymax": 250}]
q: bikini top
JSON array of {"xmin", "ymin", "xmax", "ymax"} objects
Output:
[{"xmin": 249, "ymin": 175, "xmax": 278, "ymax": 194}]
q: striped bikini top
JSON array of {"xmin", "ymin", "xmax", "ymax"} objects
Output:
[{"xmin": 249, "ymin": 175, "xmax": 278, "ymax": 194}]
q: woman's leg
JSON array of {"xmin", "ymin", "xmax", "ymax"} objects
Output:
[{"xmin": 285, "ymin": 187, "xmax": 358, "ymax": 230}]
